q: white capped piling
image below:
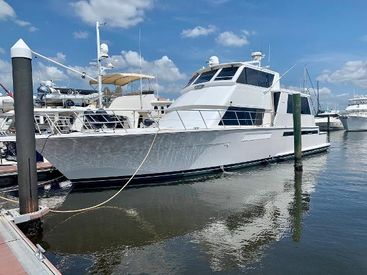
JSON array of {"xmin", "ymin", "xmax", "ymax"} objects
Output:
[
  {"xmin": 11, "ymin": 39, "xmax": 38, "ymax": 214},
  {"xmin": 293, "ymin": 93, "xmax": 303, "ymax": 171}
]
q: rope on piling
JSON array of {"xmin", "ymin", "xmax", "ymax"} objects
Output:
[
  {"xmin": 0, "ymin": 193, "xmax": 18, "ymax": 204},
  {"xmin": 48, "ymin": 129, "xmax": 159, "ymax": 214}
]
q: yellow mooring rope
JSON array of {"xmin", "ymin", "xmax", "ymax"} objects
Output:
[{"xmin": 0, "ymin": 130, "xmax": 159, "ymax": 214}]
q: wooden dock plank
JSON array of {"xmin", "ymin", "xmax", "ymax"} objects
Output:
[
  {"xmin": 0, "ymin": 214, "xmax": 60, "ymax": 275},
  {"xmin": 0, "ymin": 162, "xmax": 54, "ymax": 176}
]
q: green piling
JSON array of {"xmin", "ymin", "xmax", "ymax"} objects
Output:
[{"xmin": 292, "ymin": 93, "xmax": 303, "ymax": 171}]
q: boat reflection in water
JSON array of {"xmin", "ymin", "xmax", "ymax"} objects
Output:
[{"xmin": 40, "ymin": 153, "xmax": 327, "ymax": 274}]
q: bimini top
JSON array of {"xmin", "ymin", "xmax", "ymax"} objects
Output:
[{"xmin": 89, "ymin": 73, "xmax": 155, "ymax": 86}]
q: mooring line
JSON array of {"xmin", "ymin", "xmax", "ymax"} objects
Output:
[
  {"xmin": 49, "ymin": 129, "xmax": 159, "ymax": 214},
  {"xmin": 0, "ymin": 193, "xmax": 18, "ymax": 204},
  {"xmin": 0, "ymin": 130, "xmax": 159, "ymax": 213}
]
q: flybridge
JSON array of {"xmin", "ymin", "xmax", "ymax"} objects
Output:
[{"xmin": 184, "ymin": 53, "xmax": 280, "ymax": 92}]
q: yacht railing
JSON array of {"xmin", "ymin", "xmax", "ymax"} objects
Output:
[
  {"xmin": 0, "ymin": 108, "xmax": 272, "ymax": 136},
  {"xmin": 166, "ymin": 109, "xmax": 268, "ymax": 130}
]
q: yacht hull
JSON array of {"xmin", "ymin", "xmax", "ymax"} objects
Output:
[
  {"xmin": 36, "ymin": 127, "xmax": 329, "ymax": 186},
  {"xmin": 340, "ymin": 116, "xmax": 367, "ymax": 131},
  {"xmin": 315, "ymin": 118, "xmax": 343, "ymax": 131}
]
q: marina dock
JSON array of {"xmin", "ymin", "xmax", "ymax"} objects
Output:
[
  {"xmin": 0, "ymin": 162, "xmax": 62, "ymax": 188},
  {"xmin": 0, "ymin": 210, "xmax": 60, "ymax": 274}
]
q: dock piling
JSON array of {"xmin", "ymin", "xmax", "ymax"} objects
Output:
[
  {"xmin": 11, "ymin": 39, "xmax": 38, "ymax": 214},
  {"xmin": 292, "ymin": 93, "xmax": 303, "ymax": 171}
]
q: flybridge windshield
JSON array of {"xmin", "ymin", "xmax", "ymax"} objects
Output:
[
  {"xmin": 189, "ymin": 66, "xmax": 239, "ymax": 86},
  {"xmin": 185, "ymin": 65, "xmax": 273, "ymax": 88},
  {"xmin": 193, "ymin": 69, "xmax": 219, "ymax": 85},
  {"xmin": 214, "ymin": 66, "xmax": 239, "ymax": 80}
]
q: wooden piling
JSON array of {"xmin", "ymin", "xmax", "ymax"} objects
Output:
[{"xmin": 292, "ymin": 93, "xmax": 303, "ymax": 171}]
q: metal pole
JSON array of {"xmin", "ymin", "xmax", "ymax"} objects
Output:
[
  {"xmin": 96, "ymin": 21, "xmax": 103, "ymax": 108},
  {"xmin": 316, "ymin": 80, "xmax": 320, "ymax": 114},
  {"xmin": 11, "ymin": 39, "xmax": 38, "ymax": 214},
  {"xmin": 293, "ymin": 93, "xmax": 303, "ymax": 171}
]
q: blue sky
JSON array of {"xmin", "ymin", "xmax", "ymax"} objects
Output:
[{"xmin": 1, "ymin": 0, "xmax": 367, "ymax": 109}]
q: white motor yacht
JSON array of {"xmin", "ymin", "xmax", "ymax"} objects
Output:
[
  {"xmin": 340, "ymin": 96, "xmax": 367, "ymax": 131},
  {"xmin": 26, "ymin": 53, "xmax": 329, "ymax": 185},
  {"xmin": 315, "ymin": 110, "xmax": 343, "ymax": 131}
]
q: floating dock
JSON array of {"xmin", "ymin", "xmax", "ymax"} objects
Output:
[
  {"xmin": 0, "ymin": 162, "xmax": 63, "ymax": 188},
  {"xmin": 0, "ymin": 210, "xmax": 60, "ymax": 274}
]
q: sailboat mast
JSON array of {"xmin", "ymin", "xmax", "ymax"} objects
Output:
[
  {"xmin": 139, "ymin": 29, "xmax": 143, "ymax": 110},
  {"xmin": 317, "ymin": 80, "xmax": 320, "ymax": 114}
]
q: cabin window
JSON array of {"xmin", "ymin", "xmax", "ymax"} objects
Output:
[
  {"xmin": 214, "ymin": 66, "xmax": 239, "ymax": 81},
  {"xmin": 301, "ymin": 97, "xmax": 311, "ymax": 114},
  {"xmin": 287, "ymin": 95, "xmax": 312, "ymax": 114},
  {"xmin": 236, "ymin": 67, "xmax": 274, "ymax": 88},
  {"xmin": 273, "ymin": 92, "xmax": 281, "ymax": 113},
  {"xmin": 193, "ymin": 69, "xmax": 219, "ymax": 85},
  {"xmin": 219, "ymin": 107, "xmax": 265, "ymax": 126},
  {"xmin": 185, "ymin": 73, "xmax": 199, "ymax": 87},
  {"xmin": 154, "ymin": 106, "xmax": 158, "ymax": 110}
]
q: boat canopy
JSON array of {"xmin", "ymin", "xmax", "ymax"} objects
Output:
[{"xmin": 89, "ymin": 73, "xmax": 155, "ymax": 86}]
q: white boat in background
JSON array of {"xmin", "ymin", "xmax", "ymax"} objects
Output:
[
  {"xmin": 0, "ymin": 83, "xmax": 14, "ymax": 113},
  {"xmin": 93, "ymin": 73, "xmax": 172, "ymax": 128},
  {"xmin": 340, "ymin": 96, "xmax": 367, "ymax": 131},
  {"xmin": 35, "ymin": 80, "xmax": 99, "ymax": 107},
  {"xmin": 315, "ymin": 110, "xmax": 343, "ymax": 131}
]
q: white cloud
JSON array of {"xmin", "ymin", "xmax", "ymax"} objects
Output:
[
  {"xmin": 28, "ymin": 26, "xmax": 38, "ymax": 32},
  {"xmin": 0, "ymin": 47, "xmax": 5, "ymax": 55},
  {"xmin": 317, "ymin": 60, "xmax": 367, "ymax": 88},
  {"xmin": 216, "ymin": 31, "xmax": 250, "ymax": 47},
  {"xmin": 181, "ymin": 25, "xmax": 216, "ymax": 38},
  {"xmin": 109, "ymin": 51, "xmax": 186, "ymax": 83},
  {"xmin": 318, "ymin": 87, "xmax": 332, "ymax": 96},
  {"xmin": 71, "ymin": 0, "xmax": 154, "ymax": 28},
  {"xmin": 52, "ymin": 52, "xmax": 66, "ymax": 62},
  {"xmin": 73, "ymin": 30, "xmax": 89, "ymax": 39},
  {"xmin": 0, "ymin": 0, "xmax": 37, "ymax": 32},
  {"xmin": 0, "ymin": 0, "xmax": 15, "ymax": 20},
  {"xmin": 0, "ymin": 57, "xmax": 12, "ymax": 92},
  {"xmin": 33, "ymin": 63, "xmax": 69, "ymax": 82}
]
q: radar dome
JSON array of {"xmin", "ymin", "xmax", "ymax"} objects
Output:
[{"xmin": 208, "ymin": 56, "xmax": 219, "ymax": 67}]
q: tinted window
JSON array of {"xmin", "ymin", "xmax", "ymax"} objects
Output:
[
  {"xmin": 219, "ymin": 107, "xmax": 265, "ymax": 126},
  {"xmin": 287, "ymin": 95, "xmax": 293, "ymax": 113},
  {"xmin": 301, "ymin": 97, "xmax": 311, "ymax": 114},
  {"xmin": 193, "ymin": 69, "xmax": 219, "ymax": 85},
  {"xmin": 273, "ymin": 92, "xmax": 281, "ymax": 113},
  {"xmin": 214, "ymin": 66, "xmax": 239, "ymax": 81},
  {"xmin": 287, "ymin": 95, "xmax": 312, "ymax": 114},
  {"xmin": 185, "ymin": 73, "xmax": 199, "ymax": 87},
  {"xmin": 237, "ymin": 67, "xmax": 274, "ymax": 88}
]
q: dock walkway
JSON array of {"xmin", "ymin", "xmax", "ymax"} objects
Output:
[{"xmin": 0, "ymin": 212, "xmax": 60, "ymax": 274}]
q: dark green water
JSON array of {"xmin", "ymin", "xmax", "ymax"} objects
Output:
[{"xmin": 38, "ymin": 131, "xmax": 367, "ymax": 274}]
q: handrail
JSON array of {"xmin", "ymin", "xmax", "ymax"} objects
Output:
[
  {"xmin": 176, "ymin": 110, "xmax": 186, "ymax": 130},
  {"xmin": 0, "ymin": 108, "xmax": 274, "ymax": 137}
]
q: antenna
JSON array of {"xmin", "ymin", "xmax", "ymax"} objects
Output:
[{"xmin": 139, "ymin": 28, "xmax": 143, "ymax": 110}]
